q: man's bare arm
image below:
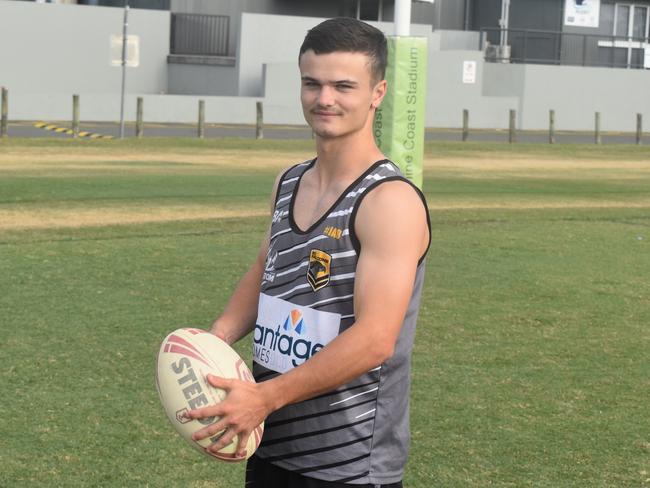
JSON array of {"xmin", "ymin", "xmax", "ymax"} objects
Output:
[
  {"xmin": 209, "ymin": 171, "xmax": 284, "ymax": 345},
  {"xmin": 189, "ymin": 179, "xmax": 429, "ymax": 456}
]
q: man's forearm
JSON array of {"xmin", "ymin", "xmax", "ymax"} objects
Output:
[
  {"xmin": 260, "ymin": 317, "xmax": 395, "ymax": 412},
  {"xmin": 210, "ymin": 259, "xmax": 263, "ymax": 345}
]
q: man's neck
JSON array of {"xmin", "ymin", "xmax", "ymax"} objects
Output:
[{"xmin": 313, "ymin": 130, "xmax": 385, "ymax": 188}]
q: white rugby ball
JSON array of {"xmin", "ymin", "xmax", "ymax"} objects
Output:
[{"xmin": 155, "ymin": 327, "xmax": 264, "ymax": 462}]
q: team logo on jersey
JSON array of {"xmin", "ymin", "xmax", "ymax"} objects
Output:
[{"xmin": 307, "ymin": 249, "xmax": 331, "ymax": 291}]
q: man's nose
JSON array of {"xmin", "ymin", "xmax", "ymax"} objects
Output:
[{"xmin": 317, "ymin": 86, "xmax": 335, "ymax": 107}]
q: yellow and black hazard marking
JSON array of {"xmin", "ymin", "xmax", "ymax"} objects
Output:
[{"xmin": 34, "ymin": 122, "xmax": 114, "ymax": 139}]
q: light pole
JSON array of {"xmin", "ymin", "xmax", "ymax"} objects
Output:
[
  {"xmin": 394, "ymin": 0, "xmax": 412, "ymax": 36},
  {"xmin": 119, "ymin": 1, "xmax": 129, "ymax": 139}
]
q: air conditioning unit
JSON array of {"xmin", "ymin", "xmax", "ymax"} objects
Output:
[{"xmin": 485, "ymin": 43, "xmax": 511, "ymax": 63}]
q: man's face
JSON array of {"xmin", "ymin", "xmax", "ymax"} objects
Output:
[{"xmin": 299, "ymin": 50, "xmax": 386, "ymax": 140}]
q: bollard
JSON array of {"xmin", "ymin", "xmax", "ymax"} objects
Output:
[
  {"xmin": 256, "ymin": 101, "xmax": 263, "ymax": 140},
  {"xmin": 72, "ymin": 94, "xmax": 80, "ymax": 138},
  {"xmin": 549, "ymin": 109, "xmax": 555, "ymax": 145},
  {"xmin": 462, "ymin": 109, "xmax": 469, "ymax": 142},
  {"xmin": 595, "ymin": 112, "xmax": 602, "ymax": 145},
  {"xmin": 509, "ymin": 109, "xmax": 516, "ymax": 144},
  {"xmin": 198, "ymin": 100, "xmax": 205, "ymax": 139},
  {"xmin": 136, "ymin": 97, "xmax": 143, "ymax": 138},
  {"xmin": 636, "ymin": 113, "xmax": 643, "ymax": 146},
  {"xmin": 1, "ymin": 87, "xmax": 7, "ymax": 138}
]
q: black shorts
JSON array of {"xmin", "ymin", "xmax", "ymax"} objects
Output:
[{"xmin": 245, "ymin": 455, "xmax": 403, "ymax": 488}]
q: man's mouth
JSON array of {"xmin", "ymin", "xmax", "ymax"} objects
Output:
[{"xmin": 313, "ymin": 110, "xmax": 341, "ymax": 117}]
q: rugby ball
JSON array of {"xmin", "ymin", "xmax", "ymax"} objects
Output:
[{"xmin": 155, "ymin": 327, "xmax": 264, "ymax": 462}]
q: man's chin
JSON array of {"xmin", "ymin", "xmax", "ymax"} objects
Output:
[
  {"xmin": 311, "ymin": 128, "xmax": 340, "ymax": 139},
  {"xmin": 308, "ymin": 123, "xmax": 338, "ymax": 139}
]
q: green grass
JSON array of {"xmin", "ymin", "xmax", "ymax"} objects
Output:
[{"xmin": 1, "ymin": 139, "xmax": 649, "ymax": 487}]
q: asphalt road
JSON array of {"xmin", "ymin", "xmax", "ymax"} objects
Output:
[{"xmin": 3, "ymin": 120, "xmax": 645, "ymax": 145}]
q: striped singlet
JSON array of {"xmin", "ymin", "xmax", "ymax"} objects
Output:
[{"xmin": 252, "ymin": 159, "xmax": 430, "ymax": 485}]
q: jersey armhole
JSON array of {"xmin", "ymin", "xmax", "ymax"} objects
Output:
[{"xmin": 349, "ymin": 176, "xmax": 431, "ymax": 267}]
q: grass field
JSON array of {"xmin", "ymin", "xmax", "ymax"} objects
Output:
[{"xmin": 1, "ymin": 138, "xmax": 649, "ymax": 487}]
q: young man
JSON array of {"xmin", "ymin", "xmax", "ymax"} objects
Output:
[{"xmin": 188, "ymin": 17, "xmax": 430, "ymax": 487}]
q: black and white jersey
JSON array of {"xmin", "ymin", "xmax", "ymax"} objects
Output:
[{"xmin": 253, "ymin": 159, "xmax": 430, "ymax": 485}]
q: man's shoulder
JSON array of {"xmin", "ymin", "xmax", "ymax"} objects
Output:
[
  {"xmin": 361, "ymin": 176, "xmax": 425, "ymax": 212},
  {"xmin": 361, "ymin": 161, "xmax": 425, "ymax": 207}
]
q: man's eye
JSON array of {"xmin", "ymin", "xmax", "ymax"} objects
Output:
[{"xmin": 336, "ymin": 85, "xmax": 353, "ymax": 91}]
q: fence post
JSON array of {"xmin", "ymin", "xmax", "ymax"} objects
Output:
[
  {"xmin": 198, "ymin": 100, "xmax": 205, "ymax": 139},
  {"xmin": 256, "ymin": 101, "xmax": 263, "ymax": 140},
  {"xmin": 1, "ymin": 87, "xmax": 7, "ymax": 138},
  {"xmin": 636, "ymin": 113, "xmax": 643, "ymax": 145},
  {"xmin": 549, "ymin": 109, "xmax": 555, "ymax": 144},
  {"xmin": 136, "ymin": 97, "xmax": 143, "ymax": 138},
  {"xmin": 595, "ymin": 112, "xmax": 602, "ymax": 145},
  {"xmin": 462, "ymin": 109, "xmax": 469, "ymax": 142},
  {"xmin": 509, "ymin": 109, "xmax": 516, "ymax": 144},
  {"xmin": 72, "ymin": 94, "xmax": 80, "ymax": 138}
]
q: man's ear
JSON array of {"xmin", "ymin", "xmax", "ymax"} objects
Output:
[{"xmin": 371, "ymin": 79, "xmax": 388, "ymax": 109}]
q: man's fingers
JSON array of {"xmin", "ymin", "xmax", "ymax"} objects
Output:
[
  {"xmin": 187, "ymin": 403, "xmax": 223, "ymax": 420},
  {"xmin": 192, "ymin": 417, "xmax": 229, "ymax": 441},
  {"xmin": 206, "ymin": 374, "xmax": 232, "ymax": 390},
  {"xmin": 207, "ymin": 428, "xmax": 238, "ymax": 454},
  {"xmin": 235, "ymin": 431, "xmax": 251, "ymax": 458}
]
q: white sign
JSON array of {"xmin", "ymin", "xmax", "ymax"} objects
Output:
[
  {"xmin": 110, "ymin": 35, "xmax": 140, "ymax": 67},
  {"xmin": 564, "ymin": 0, "xmax": 600, "ymax": 28},
  {"xmin": 462, "ymin": 61, "xmax": 477, "ymax": 84},
  {"xmin": 646, "ymin": 48, "xmax": 650, "ymax": 69}
]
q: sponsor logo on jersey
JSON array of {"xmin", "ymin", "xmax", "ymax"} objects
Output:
[
  {"xmin": 284, "ymin": 309, "xmax": 306, "ymax": 334},
  {"xmin": 263, "ymin": 246, "xmax": 278, "ymax": 283},
  {"xmin": 307, "ymin": 249, "xmax": 331, "ymax": 291},
  {"xmin": 254, "ymin": 294, "xmax": 340, "ymax": 373},
  {"xmin": 323, "ymin": 226, "xmax": 343, "ymax": 240}
]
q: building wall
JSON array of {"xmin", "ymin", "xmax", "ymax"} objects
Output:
[
  {"xmin": 170, "ymin": 0, "xmax": 444, "ymax": 58},
  {"xmin": 237, "ymin": 13, "xmax": 434, "ymax": 97},
  {"xmin": 472, "ymin": 0, "xmax": 650, "ymax": 67},
  {"xmin": 0, "ymin": 1, "xmax": 169, "ymax": 95},
  {"xmin": 2, "ymin": 6, "xmax": 649, "ymax": 132},
  {"xmin": 426, "ymin": 50, "xmax": 520, "ymax": 129},
  {"xmin": 520, "ymin": 62, "xmax": 650, "ymax": 131},
  {"xmin": 470, "ymin": 0, "xmax": 501, "ymax": 31},
  {"xmin": 167, "ymin": 61, "xmax": 238, "ymax": 96},
  {"xmin": 437, "ymin": 0, "xmax": 467, "ymax": 30}
]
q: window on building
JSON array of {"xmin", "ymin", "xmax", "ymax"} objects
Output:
[
  {"xmin": 613, "ymin": 3, "xmax": 649, "ymax": 68},
  {"xmin": 615, "ymin": 4, "xmax": 649, "ymax": 39}
]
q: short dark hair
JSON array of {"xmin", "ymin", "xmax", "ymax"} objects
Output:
[{"xmin": 299, "ymin": 17, "xmax": 388, "ymax": 83}]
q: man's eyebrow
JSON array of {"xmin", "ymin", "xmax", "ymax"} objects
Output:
[
  {"xmin": 301, "ymin": 76, "xmax": 359, "ymax": 85},
  {"xmin": 334, "ymin": 79, "xmax": 359, "ymax": 85}
]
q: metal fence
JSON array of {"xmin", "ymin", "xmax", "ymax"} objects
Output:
[
  {"xmin": 480, "ymin": 28, "xmax": 650, "ymax": 70},
  {"xmin": 170, "ymin": 13, "xmax": 230, "ymax": 57}
]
